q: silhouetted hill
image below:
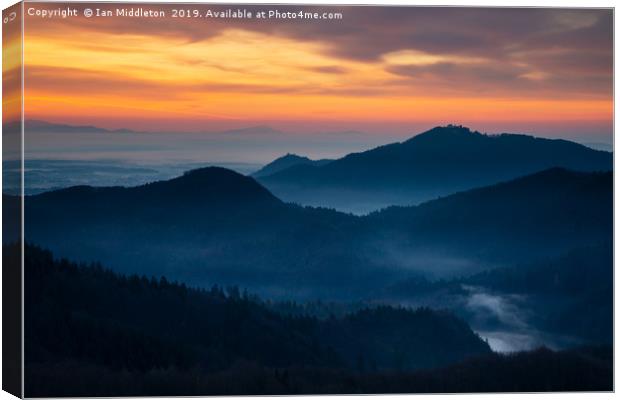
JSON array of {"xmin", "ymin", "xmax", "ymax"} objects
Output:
[
  {"xmin": 21, "ymin": 244, "xmax": 493, "ymax": 396},
  {"xmin": 34, "ymin": 166, "xmax": 279, "ymax": 209},
  {"xmin": 22, "ymin": 168, "xmax": 368, "ymax": 297},
  {"xmin": 257, "ymin": 125, "xmax": 612, "ymax": 213},
  {"xmin": 21, "ymin": 166, "xmax": 611, "ymax": 297},
  {"xmin": 252, "ymin": 154, "xmax": 333, "ymax": 178},
  {"xmin": 26, "ymin": 167, "xmax": 286, "ymax": 238},
  {"xmin": 367, "ymin": 168, "xmax": 612, "ymax": 264}
]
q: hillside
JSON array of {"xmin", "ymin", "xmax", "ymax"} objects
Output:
[
  {"xmin": 257, "ymin": 125, "xmax": 612, "ymax": 213},
  {"xmin": 22, "ymin": 167, "xmax": 365, "ymax": 297},
  {"xmin": 20, "ymin": 166, "xmax": 612, "ymax": 297},
  {"xmin": 367, "ymin": 168, "xmax": 612, "ymax": 264},
  {"xmin": 22, "ymin": 243, "xmax": 492, "ymax": 396},
  {"xmin": 252, "ymin": 154, "xmax": 333, "ymax": 178},
  {"xmin": 380, "ymin": 243, "xmax": 612, "ymax": 350}
]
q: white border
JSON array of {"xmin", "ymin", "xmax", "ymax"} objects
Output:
[{"xmin": 0, "ymin": 1, "xmax": 616, "ymax": 400}]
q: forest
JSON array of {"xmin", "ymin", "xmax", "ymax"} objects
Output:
[{"xmin": 18, "ymin": 243, "xmax": 612, "ymax": 396}]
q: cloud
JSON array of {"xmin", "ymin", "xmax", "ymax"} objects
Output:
[
  {"xmin": 305, "ymin": 65, "xmax": 350, "ymax": 74},
  {"xmin": 20, "ymin": 5, "xmax": 612, "ymax": 135},
  {"xmin": 25, "ymin": 6, "xmax": 611, "ymax": 100},
  {"xmin": 26, "ymin": 6, "xmax": 611, "ymax": 59}
]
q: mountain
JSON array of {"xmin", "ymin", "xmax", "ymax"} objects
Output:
[
  {"xmin": 20, "ymin": 166, "xmax": 612, "ymax": 299},
  {"xmin": 252, "ymin": 154, "xmax": 333, "ymax": 178},
  {"xmin": 21, "ymin": 167, "xmax": 368, "ymax": 297},
  {"xmin": 30, "ymin": 166, "xmax": 279, "ymax": 209},
  {"xmin": 6, "ymin": 120, "xmax": 285, "ymax": 136},
  {"xmin": 366, "ymin": 168, "xmax": 612, "ymax": 265},
  {"xmin": 257, "ymin": 125, "xmax": 612, "ymax": 214},
  {"xmin": 12, "ymin": 120, "xmax": 139, "ymax": 134},
  {"xmin": 220, "ymin": 125, "xmax": 284, "ymax": 136},
  {"xmin": 22, "ymin": 243, "xmax": 492, "ymax": 396}
]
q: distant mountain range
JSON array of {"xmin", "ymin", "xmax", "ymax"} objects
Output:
[
  {"xmin": 8, "ymin": 120, "xmax": 140, "ymax": 134},
  {"xmin": 252, "ymin": 154, "xmax": 333, "ymax": 178},
  {"xmin": 10, "ymin": 120, "xmax": 280, "ymax": 135},
  {"xmin": 256, "ymin": 125, "xmax": 612, "ymax": 213},
  {"xmin": 9, "ymin": 120, "xmax": 367, "ymax": 138}
]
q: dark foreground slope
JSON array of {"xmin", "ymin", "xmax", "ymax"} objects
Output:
[
  {"xmin": 258, "ymin": 125, "xmax": 612, "ymax": 213},
  {"xmin": 26, "ymin": 346, "xmax": 612, "ymax": 396},
  {"xmin": 22, "ymin": 244, "xmax": 611, "ymax": 396},
  {"xmin": 22, "ymin": 244, "xmax": 492, "ymax": 396}
]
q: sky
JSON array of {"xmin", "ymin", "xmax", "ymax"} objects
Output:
[
  {"xmin": 3, "ymin": 2, "xmax": 21, "ymax": 126},
  {"xmin": 11, "ymin": 4, "xmax": 615, "ymax": 143}
]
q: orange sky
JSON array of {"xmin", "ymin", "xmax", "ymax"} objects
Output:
[
  {"xmin": 2, "ymin": 3, "xmax": 21, "ymax": 124},
  {"xmin": 13, "ymin": 4, "xmax": 614, "ymax": 138}
]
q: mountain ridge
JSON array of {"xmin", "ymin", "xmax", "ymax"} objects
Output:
[
  {"xmin": 31, "ymin": 166, "xmax": 280, "ymax": 209},
  {"xmin": 256, "ymin": 125, "xmax": 612, "ymax": 213},
  {"xmin": 16, "ymin": 165, "xmax": 612, "ymax": 297},
  {"xmin": 252, "ymin": 153, "xmax": 334, "ymax": 178}
]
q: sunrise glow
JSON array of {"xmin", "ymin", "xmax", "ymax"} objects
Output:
[{"xmin": 14, "ymin": 4, "xmax": 613, "ymax": 137}]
